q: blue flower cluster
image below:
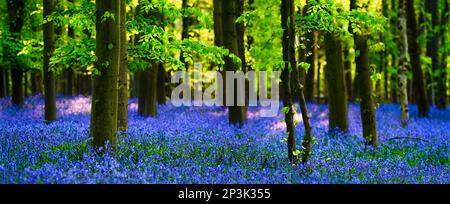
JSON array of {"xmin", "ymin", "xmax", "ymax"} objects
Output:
[{"xmin": 0, "ymin": 95, "xmax": 448, "ymax": 183}]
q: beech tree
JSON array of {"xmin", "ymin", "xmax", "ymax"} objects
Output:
[
  {"xmin": 6, "ymin": 0, "xmax": 26, "ymax": 106},
  {"xmin": 352, "ymin": 0, "xmax": 379, "ymax": 147},
  {"xmin": 406, "ymin": 0, "xmax": 429, "ymax": 117},
  {"xmin": 90, "ymin": 0, "xmax": 120, "ymax": 149},
  {"xmin": 43, "ymin": 0, "xmax": 57, "ymax": 123},
  {"xmin": 281, "ymin": 0, "xmax": 313, "ymax": 163},
  {"xmin": 118, "ymin": 0, "xmax": 128, "ymax": 131},
  {"xmin": 398, "ymin": 0, "xmax": 410, "ymax": 127}
]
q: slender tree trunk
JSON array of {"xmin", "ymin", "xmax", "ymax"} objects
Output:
[
  {"xmin": 24, "ymin": 71, "xmax": 28, "ymax": 97},
  {"xmin": 90, "ymin": 0, "xmax": 120, "ymax": 150},
  {"xmin": 11, "ymin": 70, "xmax": 23, "ymax": 105},
  {"xmin": 355, "ymin": 35, "xmax": 378, "ymax": 147},
  {"xmin": 426, "ymin": 0, "xmax": 440, "ymax": 107},
  {"xmin": 436, "ymin": 0, "xmax": 448, "ymax": 108},
  {"xmin": 7, "ymin": 0, "xmax": 25, "ymax": 106},
  {"xmin": 281, "ymin": 0, "xmax": 296, "ymax": 162},
  {"xmin": 390, "ymin": 0, "xmax": 398, "ymax": 104},
  {"xmin": 137, "ymin": 71, "xmax": 145, "ymax": 115},
  {"xmin": 325, "ymin": 33, "xmax": 349, "ymax": 131},
  {"xmin": 222, "ymin": 0, "xmax": 246, "ymax": 126},
  {"xmin": 0, "ymin": 69, "xmax": 6, "ymax": 98},
  {"xmin": 43, "ymin": 0, "xmax": 57, "ymax": 122},
  {"xmin": 281, "ymin": 0, "xmax": 312, "ymax": 163},
  {"xmin": 213, "ymin": 0, "xmax": 225, "ymax": 104},
  {"xmin": 247, "ymin": 0, "xmax": 255, "ymax": 72},
  {"xmin": 213, "ymin": 0, "xmax": 223, "ymax": 47},
  {"xmin": 406, "ymin": 0, "xmax": 429, "ymax": 117},
  {"xmin": 65, "ymin": 0, "xmax": 76, "ymax": 97},
  {"xmin": 398, "ymin": 0, "xmax": 410, "ymax": 127},
  {"xmin": 380, "ymin": 0, "xmax": 390, "ymax": 102},
  {"xmin": 180, "ymin": 0, "xmax": 190, "ymax": 68},
  {"xmin": 316, "ymin": 58, "xmax": 321, "ymax": 100},
  {"xmin": 345, "ymin": 0, "xmax": 357, "ymax": 102},
  {"xmin": 118, "ymin": 0, "xmax": 128, "ymax": 131},
  {"xmin": 304, "ymin": 29, "xmax": 316, "ymax": 102}
]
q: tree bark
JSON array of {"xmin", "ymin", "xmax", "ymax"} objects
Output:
[
  {"xmin": 398, "ymin": 0, "xmax": 410, "ymax": 127},
  {"xmin": 30, "ymin": 71, "xmax": 42, "ymax": 95},
  {"xmin": 44, "ymin": 0, "xmax": 57, "ymax": 122},
  {"xmin": 304, "ymin": 26, "xmax": 316, "ymax": 102},
  {"xmin": 222, "ymin": 0, "xmax": 246, "ymax": 126},
  {"xmin": 180, "ymin": 0, "xmax": 190, "ymax": 68},
  {"xmin": 325, "ymin": 33, "xmax": 349, "ymax": 131},
  {"xmin": 139, "ymin": 66, "xmax": 158, "ymax": 117},
  {"xmin": 11, "ymin": 70, "xmax": 23, "ymax": 105},
  {"xmin": 24, "ymin": 71, "xmax": 28, "ymax": 97},
  {"xmin": 425, "ymin": 0, "xmax": 440, "ymax": 107},
  {"xmin": 213, "ymin": 0, "xmax": 223, "ymax": 47},
  {"xmin": 65, "ymin": 0, "xmax": 76, "ymax": 97},
  {"xmin": 281, "ymin": 0, "xmax": 312, "ymax": 163},
  {"xmin": 406, "ymin": 0, "xmax": 429, "ymax": 117},
  {"xmin": 355, "ymin": 35, "xmax": 378, "ymax": 148},
  {"xmin": 90, "ymin": 0, "xmax": 120, "ymax": 150},
  {"xmin": 281, "ymin": 0, "xmax": 296, "ymax": 163},
  {"xmin": 7, "ymin": 0, "xmax": 25, "ymax": 106},
  {"xmin": 345, "ymin": 0, "xmax": 357, "ymax": 102},
  {"xmin": 0, "ymin": 69, "xmax": 6, "ymax": 97},
  {"xmin": 157, "ymin": 63, "xmax": 167, "ymax": 104},
  {"xmin": 436, "ymin": 0, "xmax": 448, "ymax": 108},
  {"xmin": 118, "ymin": 0, "xmax": 128, "ymax": 131}
]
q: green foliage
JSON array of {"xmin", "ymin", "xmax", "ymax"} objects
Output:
[
  {"xmin": 245, "ymin": 0, "xmax": 284, "ymax": 71},
  {"xmin": 0, "ymin": 0, "xmax": 43, "ymax": 71}
]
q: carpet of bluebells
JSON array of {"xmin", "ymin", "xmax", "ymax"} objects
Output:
[{"xmin": 0, "ymin": 95, "xmax": 448, "ymax": 184}]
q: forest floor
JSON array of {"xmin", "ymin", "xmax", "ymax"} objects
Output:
[{"xmin": 0, "ymin": 95, "xmax": 448, "ymax": 183}]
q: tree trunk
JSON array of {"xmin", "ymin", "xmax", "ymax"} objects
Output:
[
  {"xmin": 436, "ymin": 0, "xmax": 448, "ymax": 108},
  {"xmin": 30, "ymin": 71, "xmax": 39, "ymax": 95},
  {"xmin": 316, "ymin": 58, "xmax": 321, "ymax": 100},
  {"xmin": 355, "ymin": 35, "xmax": 378, "ymax": 148},
  {"xmin": 425, "ymin": 0, "xmax": 440, "ymax": 106},
  {"xmin": 44, "ymin": 0, "xmax": 57, "ymax": 122},
  {"xmin": 222, "ymin": 0, "xmax": 246, "ymax": 126},
  {"xmin": 236, "ymin": 0, "xmax": 245, "ymax": 71},
  {"xmin": 213, "ymin": 0, "xmax": 223, "ymax": 47},
  {"xmin": 406, "ymin": 0, "xmax": 429, "ymax": 117},
  {"xmin": 137, "ymin": 71, "xmax": 145, "ymax": 115},
  {"xmin": 7, "ymin": 0, "xmax": 25, "ymax": 106},
  {"xmin": 0, "ymin": 69, "xmax": 7, "ymax": 97},
  {"xmin": 65, "ymin": 0, "xmax": 76, "ymax": 97},
  {"xmin": 398, "ymin": 0, "xmax": 410, "ymax": 127},
  {"xmin": 24, "ymin": 71, "xmax": 28, "ymax": 97},
  {"xmin": 11, "ymin": 69, "xmax": 23, "ymax": 106},
  {"xmin": 90, "ymin": 0, "xmax": 120, "ymax": 150},
  {"xmin": 138, "ymin": 68, "xmax": 158, "ymax": 117},
  {"xmin": 345, "ymin": 0, "xmax": 357, "ymax": 102},
  {"xmin": 281, "ymin": 0, "xmax": 313, "ymax": 163},
  {"xmin": 157, "ymin": 63, "xmax": 167, "ymax": 104},
  {"xmin": 325, "ymin": 33, "xmax": 348, "ymax": 131},
  {"xmin": 304, "ymin": 29, "xmax": 316, "ymax": 102},
  {"xmin": 281, "ymin": 0, "xmax": 296, "ymax": 163},
  {"xmin": 380, "ymin": 0, "xmax": 389, "ymax": 102},
  {"xmin": 118, "ymin": 0, "xmax": 128, "ymax": 131},
  {"xmin": 180, "ymin": 0, "xmax": 190, "ymax": 68}
]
